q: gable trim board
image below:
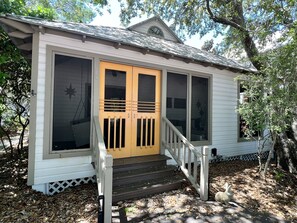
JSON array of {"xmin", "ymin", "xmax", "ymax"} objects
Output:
[{"xmin": 0, "ymin": 15, "xmax": 262, "ymax": 193}]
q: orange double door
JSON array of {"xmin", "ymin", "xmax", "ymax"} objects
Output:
[{"xmin": 99, "ymin": 62, "xmax": 161, "ymax": 159}]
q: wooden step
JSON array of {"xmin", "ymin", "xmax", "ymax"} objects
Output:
[
  {"xmin": 113, "ymin": 154, "xmax": 171, "ymax": 174},
  {"xmin": 112, "ymin": 155, "xmax": 186, "ymax": 203},
  {"xmin": 112, "ymin": 174, "xmax": 185, "ymax": 204},
  {"xmin": 113, "ymin": 165, "xmax": 177, "ymax": 187}
]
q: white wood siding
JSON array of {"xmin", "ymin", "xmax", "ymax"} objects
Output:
[
  {"xmin": 212, "ymin": 73, "xmax": 258, "ymax": 156},
  {"xmin": 31, "ymin": 33, "xmax": 257, "ymax": 185}
]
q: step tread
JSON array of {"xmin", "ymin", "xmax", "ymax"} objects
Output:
[
  {"xmin": 113, "ymin": 173, "xmax": 185, "ymax": 195},
  {"xmin": 113, "ymin": 165, "xmax": 177, "ymax": 179},
  {"xmin": 113, "ymin": 155, "xmax": 171, "ymax": 168},
  {"xmin": 112, "ymin": 174, "xmax": 186, "ymax": 203}
]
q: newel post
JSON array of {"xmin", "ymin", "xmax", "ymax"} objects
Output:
[
  {"xmin": 200, "ymin": 146, "xmax": 209, "ymax": 201},
  {"xmin": 104, "ymin": 155, "xmax": 113, "ymax": 223}
]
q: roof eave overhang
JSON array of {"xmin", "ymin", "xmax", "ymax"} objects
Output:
[
  {"xmin": 44, "ymin": 27, "xmax": 252, "ymax": 73},
  {"xmin": 0, "ymin": 17, "xmax": 253, "ymax": 73},
  {"xmin": 0, "ymin": 17, "xmax": 35, "ymax": 60}
]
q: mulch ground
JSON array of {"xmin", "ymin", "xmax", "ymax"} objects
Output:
[{"xmin": 0, "ymin": 148, "xmax": 296, "ymax": 223}]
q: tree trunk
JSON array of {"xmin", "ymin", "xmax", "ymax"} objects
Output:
[
  {"xmin": 262, "ymin": 135, "xmax": 274, "ymax": 175},
  {"xmin": 275, "ymin": 130, "xmax": 297, "ymax": 173},
  {"xmin": 0, "ymin": 123, "xmax": 14, "ymax": 158},
  {"xmin": 0, "ymin": 137, "xmax": 8, "ymax": 154}
]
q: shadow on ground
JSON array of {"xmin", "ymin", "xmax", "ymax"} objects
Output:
[{"xmin": 112, "ymin": 201, "xmax": 288, "ymax": 223}]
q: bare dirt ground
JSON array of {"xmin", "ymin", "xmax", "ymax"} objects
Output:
[{"xmin": 0, "ymin": 148, "xmax": 296, "ymax": 223}]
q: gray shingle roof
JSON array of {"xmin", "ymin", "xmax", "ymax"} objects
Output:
[{"xmin": 1, "ymin": 14, "xmax": 256, "ymax": 72}]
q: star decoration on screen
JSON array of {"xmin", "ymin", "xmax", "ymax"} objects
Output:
[{"xmin": 65, "ymin": 83, "xmax": 76, "ymax": 99}]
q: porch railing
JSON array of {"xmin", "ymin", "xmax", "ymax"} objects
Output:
[
  {"xmin": 162, "ymin": 117, "xmax": 209, "ymax": 200},
  {"xmin": 93, "ymin": 116, "xmax": 113, "ymax": 223}
]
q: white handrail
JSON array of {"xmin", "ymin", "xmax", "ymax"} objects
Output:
[
  {"xmin": 162, "ymin": 117, "xmax": 209, "ymax": 200},
  {"xmin": 93, "ymin": 116, "xmax": 113, "ymax": 223}
]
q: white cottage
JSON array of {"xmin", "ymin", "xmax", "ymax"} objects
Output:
[{"xmin": 0, "ymin": 14, "xmax": 258, "ymax": 221}]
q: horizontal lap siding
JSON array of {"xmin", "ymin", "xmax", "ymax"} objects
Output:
[{"xmin": 212, "ymin": 74, "xmax": 257, "ymax": 157}]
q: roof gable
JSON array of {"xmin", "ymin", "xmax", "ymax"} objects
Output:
[{"xmin": 128, "ymin": 16, "xmax": 183, "ymax": 44}]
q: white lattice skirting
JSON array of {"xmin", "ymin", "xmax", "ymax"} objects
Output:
[
  {"xmin": 210, "ymin": 151, "xmax": 269, "ymax": 163},
  {"xmin": 48, "ymin": 176, "xmax": 95, "ymax": 195}
]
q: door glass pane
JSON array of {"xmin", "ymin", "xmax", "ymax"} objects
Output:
[
  {"xmin": 52, "ymin": 54, "xmax": 92, "ymax": 151},
  {"xmin": 138, "ymin": 74, "xmax": 155, "ymax": 112},
  {"xmin": 104, "ymin": 69, "xmax": 126, "ymax": 112},
  {"xmin": 191, "ymin": 76, "xmax": 208, "ymax": 141},
  {"xmin": 166, "ymin": 72, "xmax": 187, "ymax": 136}
]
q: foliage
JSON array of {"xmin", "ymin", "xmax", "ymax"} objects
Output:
[
  {"xmin": 238, "ymin": 38, "xmax": 297, "ymax": 136},
  {"xmin": 274, "ymin": 170, "xmax": 285, "ymax": 182},
  {"xmin": 119, "ymin": 0, "xmax": 296, "ymax": 63},
  {"xmin": 201, "ymin": 39, "xmax": 214, "ymax": 52},
  {"xmin": 0, "ymin": 26, "xmax": 31, "ymax": 155},
  {"xmin": 238, "ymin": 35, "xmax": 297, "ymax": 174},
  {"xmin": 0, "ymin": 0, "xmax": 102, "ymax": 156},
  {"xmin": 25, "ymin": 0, "xmax": 102, "ymax": 23}
]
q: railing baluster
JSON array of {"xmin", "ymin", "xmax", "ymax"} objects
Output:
[
  {"xmin": 114, "ymin": 117, "xmax": 117, "ymax": 149},
  {"xmin": 178, "ymin": 137, "xmax": 181, "ymax": 160},
  {"xmin": 119, "ymin": 117, "xmax": 122, "ymax": 149},
  {"xmin": 170, "ymin": 128, "xmax": 173, "ymax": 150},
  {"xmin": 187, "ymin": 146, "xmax": 192, "ymax": 175},
  {"xmin": 182, "ymin": 143, "xmax": 185, "ymax": 169},
  {"xmin": 144, "ymin": 118, "xmax": 148, "ymax": 147},
  {"xmin": 107, "ymin": 117, "xmax": 111, "ymax": 149},
  {"xmin": 193, "ymin": 154, "xmax": 198, "ymax": 184},
  {"xmin": 166, "ymin": 124, "xmax": 169, "ymax": 146},
  {"xmin": 150, "ymin": 118, "xmax": 153, "ymax": 147},
  {"xmin": 140, "ymin": 118, "xmax": 143, "ymax": 148},
  {"xmin": 173, "ymin": 132, "xmax": 177, "ymax": 156},
  {"xmin": 183, "ymin": 143, "xmax": 187, "ymax": 169}
]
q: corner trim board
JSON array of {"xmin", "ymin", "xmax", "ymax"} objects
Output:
[{"xmin": 27, "ymin": 32, "xmax": 39, "ymax": 186}]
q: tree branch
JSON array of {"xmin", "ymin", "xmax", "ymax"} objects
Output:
[
  {"xmin": 205, "ymin": 0, "xmax": 247, "ymax": 33},
  {"xmin": 205, "ymin": 0, "xmax": 262, "ymax": 70}
]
